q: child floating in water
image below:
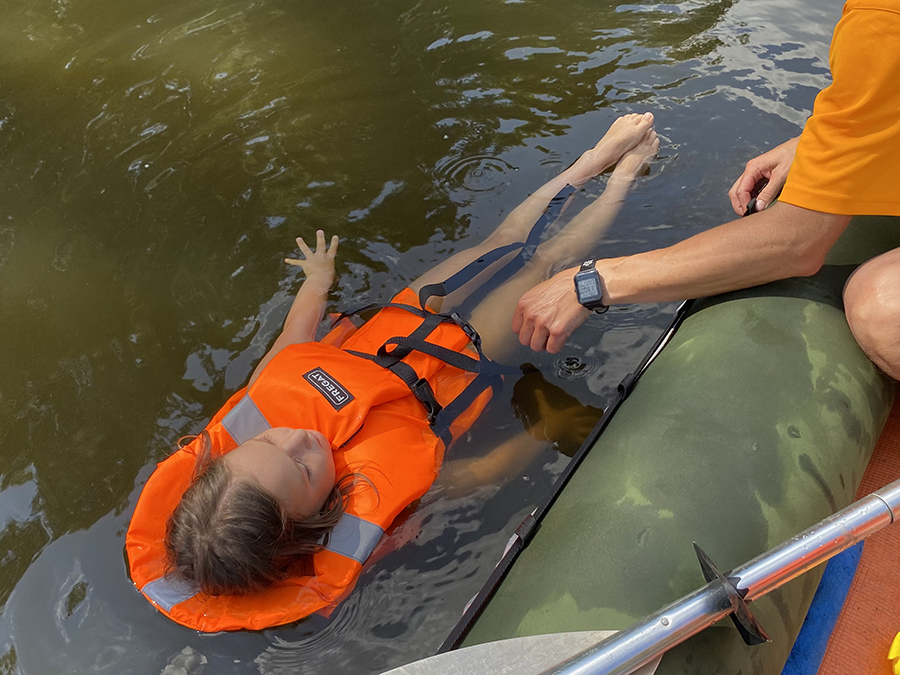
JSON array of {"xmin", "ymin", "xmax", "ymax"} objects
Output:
[{"xmin": 126, "ymin": 113, "xmax": 659, "ymax": 631}]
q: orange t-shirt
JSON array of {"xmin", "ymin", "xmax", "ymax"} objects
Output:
[{"xmin": 780, "ymin": 1, "xmax": 900, "ymax": 216}]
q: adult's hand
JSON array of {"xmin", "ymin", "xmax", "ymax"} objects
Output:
[
  {"xmin": 728, "ymin": 136, "xmax": 800, "ymax": 216},
  {"xmin": 512, "ymin": 268, "xmax": 590, "ymax": 353}
]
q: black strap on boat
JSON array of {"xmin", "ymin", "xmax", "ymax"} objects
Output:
[{"xmin": 437, "ymin": 298, "xmax": 696, "ymax": 652}]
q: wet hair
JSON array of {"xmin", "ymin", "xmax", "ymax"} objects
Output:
[{"xmin": 164, "ymin": 431, "xmax": 364, "ymax": 595}]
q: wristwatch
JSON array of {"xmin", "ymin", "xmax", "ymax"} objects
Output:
[{"xmin": 573, "ymin": 259, "xmax": 609, "ymax": 314}]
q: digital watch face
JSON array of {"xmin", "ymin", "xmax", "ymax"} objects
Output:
[{"xmin": 576, "ymin": 274, "xmax": 601, "ymax": 300}]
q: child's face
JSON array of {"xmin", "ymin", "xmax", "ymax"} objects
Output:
[{"xmin": 223, "ymin": 428, "xmax": 336, "ymax": 519}]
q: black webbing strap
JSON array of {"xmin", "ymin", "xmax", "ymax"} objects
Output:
[
  {"xmin": 346, "ymin": 348, "xmax": 445, "ymax": 424},
  {"xmin": 417, "ymin": 241, "xmax": 523, "ymax": 308},
  {"xmin": 338, "ymin": 183, "xmax": 578, "ymax": 441},
  {"xmin": 342, "ymin": 313, "xmax": 447, "ymax": 424},
  {"xmin": 379, "ymin": 336, "xmax": 481, "ymax": 374},
  {"xmin": 430, "ymin": 369, "xmax": 505, "ymax": 446},
  {"xmin": 331, "ymin": 302, "xmax": 379, "ymax": 325},
  {"xmin": 331, "ymin": 300, "xmax": 432, "ymax": 328},
  {"xmin": 418, "ymin": 184, "xmax": 576, "ymax": 312},
  {"xmin": 345, "ymin": 304, "xmax": 517, "ymax": 436}
]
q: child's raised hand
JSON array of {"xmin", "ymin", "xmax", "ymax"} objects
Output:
[{"xmin": 285, "ymin": 230, "xmax": 339, "ymax": 281}]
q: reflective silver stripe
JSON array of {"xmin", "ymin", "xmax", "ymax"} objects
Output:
[
  {"xmin": 221, "ymin": 395, "xmax": 271, "ymax": 445},
  {"xmin": 142, "ymin": 575, "xmax": 200, "ymax": 612},
  {"xmin": 325, "ymin": 514, "xmax": 384, "ymax": 563}
]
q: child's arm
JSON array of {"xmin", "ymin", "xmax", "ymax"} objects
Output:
[
  {"xmin": 248, "ymin": 230, "xmax": 339, "ymax": 386},
  {"xmin": 438, "ymin": 389, "xmax": 600, "ymax": 496},
  {"xmin": 438, "ymin": 431, "xmax": 548, "ymax": 497}
]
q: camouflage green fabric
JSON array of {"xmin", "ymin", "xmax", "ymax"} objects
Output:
[{"xmin": 464, "ymin": 216, "xmax": 900, "ymax": 674}]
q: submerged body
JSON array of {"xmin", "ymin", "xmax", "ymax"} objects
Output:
[{"xmin": 126, "ymin": 114, "xmax": 661, "ymax": 631}]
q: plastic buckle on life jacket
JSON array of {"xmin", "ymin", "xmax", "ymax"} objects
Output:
[
  {"xmin": 449, "ymin": 312, "xmax": 482, "ymax": 349},
  {"xmin": 412, "ymin": 377, "xmax": 443, "ymax": 424}
]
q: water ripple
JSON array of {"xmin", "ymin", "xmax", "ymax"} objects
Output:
[{"xmin": 435, "ymin": 154, "xmax": 517, "ymax": 194}]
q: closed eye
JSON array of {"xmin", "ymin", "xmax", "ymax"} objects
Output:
[{"xmin": 294, "ymin": 459, "xmax": 313, "ymax": 479}]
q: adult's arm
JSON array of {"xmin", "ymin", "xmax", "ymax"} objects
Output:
[
  {"xmin": 513, "ymin": 203, "xmax": 851, "ymax": 353},
  {"xmin": 438, "ymin": 431, "xmax": 547, "ymax": 497},
  {"xmin": 248, "ymin": 230, "xmax": 339, "ymax": 386}
]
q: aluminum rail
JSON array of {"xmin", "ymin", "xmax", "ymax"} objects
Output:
[{"xmin": 540, "ymin": 477, "xmax": 900, "ymax": 675}]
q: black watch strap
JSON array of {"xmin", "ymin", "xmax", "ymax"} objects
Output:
[{"xmin": 575, "ymin": 259, "xmax": 609, "ymax": 314}]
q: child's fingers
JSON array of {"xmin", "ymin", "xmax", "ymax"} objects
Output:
[
  {"xmin": 328, "ymin": 235, "xmax": 339, "ymax": 258},
  {"xmin": 315, "ymin": 229, "xmax": 326, "ymax": 254},
  {"xmin": 285, "ymin": 257, "xmax": 304, "ymax": 267},
  {"xmin": 296, "ymin": 236, "xmax": 313, "ymax": 258}
]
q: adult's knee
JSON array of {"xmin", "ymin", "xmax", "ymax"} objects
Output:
[{"xmin": 844, "ymin": 250, "xmax": 900, "ymax": 380}]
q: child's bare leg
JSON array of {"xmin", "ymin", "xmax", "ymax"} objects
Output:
[
  {"xmin": 410, "ymin": 113, "xmax": 655, "ymax": 310},
  {"xmin": 468, "ymin": 128, "xmax": 660, "ymax": 361}
]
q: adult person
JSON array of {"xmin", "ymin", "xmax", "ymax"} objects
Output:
[{"xmin": 512, "ymin": 0, "xmax": 900, "ymax": 381}]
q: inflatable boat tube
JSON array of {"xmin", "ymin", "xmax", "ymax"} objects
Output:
[{"xmin": 460, "ymin": 215, "xmax": 900, "ymax": 675}]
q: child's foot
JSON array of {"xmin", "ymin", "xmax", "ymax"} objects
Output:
[
  {"xmin": 610, "ymin": 128, "xmax": 660, "ymax": 183},
  {"xmin": 567, "ymin": 112, "xmax": 654, "ymax": 186}
]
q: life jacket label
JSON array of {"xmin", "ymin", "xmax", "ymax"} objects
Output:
[{"xmin": 303, "ymin": 367, "xmax": 354, "ymax": 410}]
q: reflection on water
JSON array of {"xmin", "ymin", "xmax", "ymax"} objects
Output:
[{"xmin": 0, "ymin": 0, "xmax": 841, "ymax": 672}]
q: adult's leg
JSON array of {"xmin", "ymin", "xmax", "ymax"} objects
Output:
[
  {"xmin": 844, "ymin": 247, "xmax": 900, "ymax": 380},
  {"xmin": 410, "ymin": 114, "xmax": 655, "ymax": 311},
  {"xmin": 467, "ymin": 128, "xmax": 660, "ymax": 362}
]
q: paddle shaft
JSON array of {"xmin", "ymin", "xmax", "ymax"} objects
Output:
[{"xmin": 542, "ymin": 478, "xmax": 900, "ymax": 675}]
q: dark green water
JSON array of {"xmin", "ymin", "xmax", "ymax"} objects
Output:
[{"xmin": 0, "ymin": 0, "xmax": 842, "ymax": 672}]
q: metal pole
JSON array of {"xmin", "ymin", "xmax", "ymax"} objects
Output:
[{"xmin": 541, "ymin": 478, "xmax": 900, "ymax": 675}]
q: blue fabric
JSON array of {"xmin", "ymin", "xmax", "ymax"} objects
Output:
[{"xmin": 781, "ymin": 541, "xmax": 864, "ymax": 675}]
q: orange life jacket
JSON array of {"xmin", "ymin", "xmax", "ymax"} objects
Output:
[{"xmin": 126, "ymin": 289, "xmax": 494, "ymax": 632}]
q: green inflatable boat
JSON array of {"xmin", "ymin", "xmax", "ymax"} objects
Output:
[{"xmin": 442, "ymin": 214, "xmax": 899, "ymax": 674}]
